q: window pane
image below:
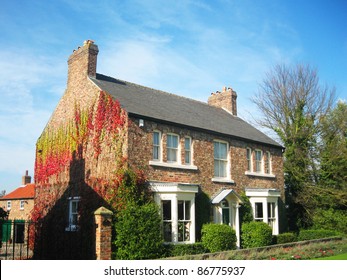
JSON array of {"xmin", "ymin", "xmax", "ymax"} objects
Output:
[
  {"xmin": 178, "ymin": 201, "xmax": 184, "ymax": 220},
  {"xmin": 255, "ymin": 202, "xmax": 263, "ymax": 219},
  {"xmin": 184, "ymin": 138, "xmax": 190, "ymax": 150},
  {"xmin": 163, "ymin": 222, "xmax": 172, "ymax": 242},
  {"xmin": 153, "ymin": 146, "xmax": 159, "ymax": 160},
  {"xmin": 268, "ymin": 202, "xmax": 275, "ymax": 218},
  {"xmin": 185, "ymin": 201, "xmax": 190, "ymax": 220},
  {"xmin": 162, "ymin": 200, "xmax": 171, "ymax": 220},
  {"xmin": 220, "ymin": 142, "xmax": 227, "ymax": 159},
  {"xmin": 153, "ymin": 132, "xmax": 159, "ymax": 145},
  {"xmin": 214, "ymin": 142, "xmax": 219, "ymax": 158}
]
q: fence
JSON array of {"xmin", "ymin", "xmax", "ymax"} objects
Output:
[{"xmin": 0, "ymin": 220, "xmax": 33, "ymax": 260}]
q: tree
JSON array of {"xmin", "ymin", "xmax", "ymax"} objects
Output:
[
  {"xmin": 252, "ymin": 63, "xmax": 335, "ymax": 230},
  {"xmin": 318, "ymin": 101, "xmax": 347, "ymax": 193}
]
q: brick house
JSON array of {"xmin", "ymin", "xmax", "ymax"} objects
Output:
[
  {"xmin": 0, "ymin": 171, "xmax": 34, "ymax": 221},
  {"xmin": 34, "ymin": 40, "xmax": 284, "ymax": 258},
  {"xmin": 0, "ymin": 171, "xmax": 35, "ymax": 243}
]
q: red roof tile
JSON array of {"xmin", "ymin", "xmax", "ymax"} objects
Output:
[{"xmin": 1, "ymin": 184, "xmax": 35, "ymax": 200}]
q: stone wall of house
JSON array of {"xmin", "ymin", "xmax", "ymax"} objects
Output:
[{"xmin": 127, "ymin": 116, "xmax": 284, "ymax": 199}]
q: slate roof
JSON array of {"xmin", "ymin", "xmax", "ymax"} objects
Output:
[
  {"xmin": 90, "ymin": 73, "xmax": 282, "ymax": 148},
  {"xmin": 0, "ymin": 184, "xmax": 35, "ymax": 200}
]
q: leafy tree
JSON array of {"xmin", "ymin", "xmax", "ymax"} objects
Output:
[
  {"xmin": 318, "ymin": 101, "xmax": 347, "ymax": 192},
  {"xmin": 252, "ymin": 63, "xmax": 335, "ymax": 230}
]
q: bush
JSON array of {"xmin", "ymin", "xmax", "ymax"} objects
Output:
[
  {"xmin": 113, "ymin": 202, "xmax": 164, "ymax": 259},
  {"xmin": 163, "ymin": 243, "xmax": 207, "ymax": 257},
  {"xmin": 312, "ymin": 208, "xmax": 347, "ymax": 234},
  {"xmin": 298, "ymin": 229, "xmax": 341, "ymax": 241},
  {"xmin": 201, "ymin": 224, "xmax": 237, "ymax": 252},
  {"xmin": 241, "ymin": 222, "xmax": 273, "ymax": 248},
  {"xmin": 276, "ymin": 232, "xmax": 298, "ymax": 244}
]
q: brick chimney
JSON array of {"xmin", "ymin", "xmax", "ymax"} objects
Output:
[
  {"xmin": 67, "ymin": 40, "xmax": 99, "ymax": 87},
  {"xmin": 208, "ymin": 86, "xmax": 237, "ymax": 116},
  {"xmin": 22, "ymin": 170, "xmax": 31, "ymax": 185}
]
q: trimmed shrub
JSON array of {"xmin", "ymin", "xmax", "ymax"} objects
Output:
[
  {"xmin": 163, "ymin": 243, "xmax": 208, "ymax": 257},
  {"xmin": 276, "ymin": 232, "xmax": 298, "ymax": 244},
  {"xmin": 312, "ymin": 208, "xmax": 347, "ymax": 234},
  {"xmin": 113, "ymin": 202, "xmax": 164, "ymax": 259},
  {"xmin": 201, "ymin": 224, "xmax": 237, "ymax": 253},
  {"xmin": 241, "ymin": 222, "xmax": 273, "ymax": 248},
  {"xmin": 298, "ymin": 229, "xmax": 341, "ymax": 241}
]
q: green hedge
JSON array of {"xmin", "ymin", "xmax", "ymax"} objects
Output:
[
  {"xmin": 241, "ymin": 222, "xmax": 273, "ymax": 248},
  {"xmin": 201, "ymin": 224, "xmax": 237, "ymax": 252},
  {"xmin": 275, "ymin": 232, "xmax": 298, "ymax": 244},
  {"xmin": 113, "ymin": 202, "xmax": 164, "ymax": 259},
  {"xmin": 163, "ymin": 243, "xmax": 207, "ymax": 257},
  {"xmin": 298, "ymin": 229, "xmax": 341, "ymax": 241}
]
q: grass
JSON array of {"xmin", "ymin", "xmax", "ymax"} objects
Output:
[
  {"xmin": 168, "ymin": 237, "xmax": 347, "ymax": 260},
  {"xmin": 315, "ymin": 252, "xmax": 347, "ymax": 260}
]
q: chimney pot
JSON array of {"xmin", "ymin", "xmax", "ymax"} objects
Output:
[{"xmin": 22, "ymin": 170, "xmax": 31, "ymax": 185}]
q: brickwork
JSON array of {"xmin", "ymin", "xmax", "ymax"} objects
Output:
[
  {"xmin": 0, "ymin": 199, "xmax": 34, "ymax": 220},
  {"xmin": 94, "ymin": 207, "xmax": 113, "ymax": 260},
  {"xmin": 208, "ymin": 86, "xmax": 237, "ymax": 115},
  {"xmin": 127, "ymin": 117, "xmax": 284, "ymax": 199}
]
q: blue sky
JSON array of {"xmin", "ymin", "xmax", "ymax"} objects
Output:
[{"xmin": 0, "ymin": 0, "xmax": 346, "ymax": 193}]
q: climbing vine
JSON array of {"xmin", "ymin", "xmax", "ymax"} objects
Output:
[{"xmin": 32, "ymin": 91, "xmax": 127, "ymax": 226}]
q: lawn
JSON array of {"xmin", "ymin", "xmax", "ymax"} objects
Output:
[
  {"xmin": 316, "ymin": 252, "xmax": 347, "ymax": 260},
  {"xmin": 169, "ymin": 237, "xmax": 347, "ymax": 260}
]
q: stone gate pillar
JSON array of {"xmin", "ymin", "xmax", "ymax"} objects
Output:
[{"xmin": 94, "ymin": 206, "xmax": 113, "ymax": 260}]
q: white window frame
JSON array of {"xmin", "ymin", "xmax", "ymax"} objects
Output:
[
  {"xmin": 246, "ymin": 147, "xmax": 252, "ymax": 171},
  {"xmin": 149, "ymin": 133, "xmax": 197, "ymax": 170},
  {"xmin": 66, "ymin": 197, "xmax": 80, "ymax": 232},
  {"xmin": 212, "ymin": 140, "xmax": 233, "ymax": 183},
  {"xmin": 255, "ymin": 149, "xmax": 263, "ymax": 173},
  {"xmin": 177, "ymin": 200, "xmax": 191, "ymax": 242},
  {"xmin": 152, "ymin": 131, "xmax": 161, "ymax": 161},
  {"xmin": 151, "ymin": 182, "xmax": 198, "ymax": 244},
  {"xmin": 20, "ymin": 200, "xmax": 25, "ymax": 210},
  {"xmin": 246, "ymin": 189, "xmax": 280, "ymax": 235},
  {"xmin": 167, "ymin": 133, "xmax": 179, "ymax": 163},
  {"xmin": 265, "ymin": 151, "xmax": 272, "ymax": 174},
  {"xmin": 184, "ymin": 137, "xmax": 192, "ymax": 165},
  {"xmin": 7, "ymin": 201, "xmax": 11, "ymax": 210}
]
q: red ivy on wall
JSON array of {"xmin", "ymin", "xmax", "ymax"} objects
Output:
[{"xmin": 32, "ymin": 91, "xmax": 126, "ymax": 222}]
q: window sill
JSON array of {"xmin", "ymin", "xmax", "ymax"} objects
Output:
[
  {"xmin": 149, "ymin": 161, "xmax": 198, "ymax": 170},
  {"xmin": 212, "ymin": 178, "xmax": 235, "ymax": 184},
  {"xmin": 245, "ymin": 171, "xmax": 276, "ymax": 178},
  {"xmin": 65, "ymin": 225, "xmax": 79, "ymax": 232}
]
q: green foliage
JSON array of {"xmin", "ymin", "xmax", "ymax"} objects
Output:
[
  {"xmin": 195, "ymin": 191, "xmax": 211, "ymax": 241},
  {"xmin": 241, "ymin": 222, "xmax": 273, "ymax": 248},
  {"xmin": 163, "ymin": 243, "xmax": 207, "ymax": 257},
  {"xmin": 275, "ymin": 232, "xmax": 298, "ymax": 244},
  {"xmin": 201, "ymin": 224, "xmax": 237, "ymax": 253},
  {"xmin": 0, "ymin": 208, "xmax": 8, "ymax": 220},
  {"xmin": 239, "ymin": 192, "xmax": 253, "ymax": 224},
  {"xmin": 319, "ymin": 101, "xmax": 347, "ymax": 190},
  {"xmin": 298, "ymin": 229, "xmax": 341, "ymax": 241},
  {"xmin": 113, "ymin": 202, "xmax": 164, "ymax": 260},
  {"xmin": 311, "ymin": 208, "xmax": 347, "ymax": 234}
]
